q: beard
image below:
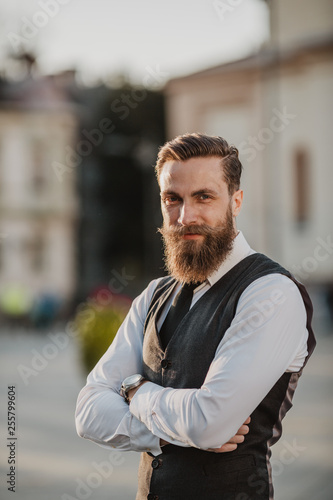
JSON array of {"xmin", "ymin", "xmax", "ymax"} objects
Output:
[{"xmin": 158, "ymin": 204, "xmax": 237, "ymax": 284}]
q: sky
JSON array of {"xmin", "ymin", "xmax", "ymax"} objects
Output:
[{"xmin": 0, "ymin": 0, "xmax": 270, "ymax": 85}]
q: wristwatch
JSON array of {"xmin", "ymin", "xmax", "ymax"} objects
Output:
[{"xmin": 120, "ymin": 374, "xmax": 145, "ymax": 404}]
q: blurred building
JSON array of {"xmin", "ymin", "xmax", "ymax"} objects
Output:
[
  {"xmin": 0, "ymin": 69, "xmax": 79, "ymax": 321},
  {"xmin": 0, "ymin": 65, "xmax": 166, "ymax": 323},
  {"xmin": 165, "ymin": 0, "xmax": 333, "ymax": 286},
  {"xmin": 74, "ymin": 84, "xmax": 165, "ymax": 301}
]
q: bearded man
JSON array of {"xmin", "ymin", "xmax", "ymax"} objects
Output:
[{"xmin": 75, "ymin": 133, "xmax": 315, "ymax": 500}]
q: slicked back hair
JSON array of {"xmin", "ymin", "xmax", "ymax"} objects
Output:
[{"xmin": 155, "ymin": 133, "xmax": 242, "ymax": 195}]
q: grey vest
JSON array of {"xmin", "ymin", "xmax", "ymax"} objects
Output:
[{"xmin": 136, "ymin": 253, "xmax": 315, "ymax": 500}]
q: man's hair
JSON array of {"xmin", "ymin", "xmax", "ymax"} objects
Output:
[{"xmin": 155, "ymin": 133, "xmax": 242, "ymax": 195}]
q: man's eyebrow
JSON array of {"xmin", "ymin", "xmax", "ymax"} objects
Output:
[
  {"xmin": 160, "ymin": 190, "xmax": 180, "ymax": 197},
  {"xmin": 191, "ymin": 188, "xmax": 218, "ymax": 197}
]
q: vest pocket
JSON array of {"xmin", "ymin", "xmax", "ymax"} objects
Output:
[{"xmin": 201, "ymin": 455, "xmax": 260, "ymax": 498}]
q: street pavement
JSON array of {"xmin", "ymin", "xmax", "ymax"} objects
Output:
[{"xmin": 0, "ymin": 317, "xmax": 332, "ymax": 500}]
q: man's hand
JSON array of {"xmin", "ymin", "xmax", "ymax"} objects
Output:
[{"xmin": 207, "ymin": 417, "xmax": 251, "ymax": 453}]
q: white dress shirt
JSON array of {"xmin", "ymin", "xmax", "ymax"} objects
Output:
[{"xmin": 75, "ymin": 232, "xmax": 308, "ymax": 456}]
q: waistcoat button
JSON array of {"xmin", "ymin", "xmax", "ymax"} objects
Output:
[
  {"xmin": 161, "ymin": 358, "xmax": 171, "ymax": 369},
  {"xmin": 151, "ymin": 458, "xmax": 163, "ymax": 469}
]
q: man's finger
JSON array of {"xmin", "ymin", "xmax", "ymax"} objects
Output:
[
  {"xmin": 237, "ymin": 424, "xmax": 250, "ymax": 435},
  {"xmin": 227, "ymin": 434, "xmax": 245, "ymax": 444}
]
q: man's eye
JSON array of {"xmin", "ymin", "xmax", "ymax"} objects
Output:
[
  {"xmin": 163, "ymin": 196, "xmax": 179, "ymax": 205},
  {"xmin": 199, "ymin": 194, "xmax": 211, "ymax": 200}
]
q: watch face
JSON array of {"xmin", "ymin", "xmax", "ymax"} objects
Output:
[{"xmin": 124, "ymin": 374, "xmax": 143, "ymax": 387}]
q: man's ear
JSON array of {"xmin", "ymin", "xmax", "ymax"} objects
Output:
[{"xmin": 232, "ymin": 190, "xmax": 243, "ymax": 217}]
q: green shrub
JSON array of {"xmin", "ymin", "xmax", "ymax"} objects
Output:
[{"xmin": 74, "ymin": 293, "xmax": 131, "ymax": 373}]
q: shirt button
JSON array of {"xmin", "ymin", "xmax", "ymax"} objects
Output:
[
  {"xmin": 147, "ymin": 494, "xmax": 159, "ymax": 500},
  {"xmin": 151, "ymin": 458, "xmax": 163, "ymax": 469},
  {"xmin": 161, "ymin": 358, "xmax": 171, "ymax": 369}
]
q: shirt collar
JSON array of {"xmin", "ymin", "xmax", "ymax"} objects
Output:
[{"xmin": 205, "ymin": 231, "xmax": 256, "ymax": 287}]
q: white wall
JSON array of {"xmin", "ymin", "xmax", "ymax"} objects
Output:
[{"xmin": 0, "ymin": 109, "xmax": 78, "ymax": 302}]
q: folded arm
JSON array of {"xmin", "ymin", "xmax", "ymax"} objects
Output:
[{"xmin": 129, "ymin": 274, "xmax": 308, "ymax": 450}]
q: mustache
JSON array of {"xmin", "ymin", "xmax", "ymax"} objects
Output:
[{"xmin": 158, "ymin": 224, "xmax": 222, "ymax": 237}]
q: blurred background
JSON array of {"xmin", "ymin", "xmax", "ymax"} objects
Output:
[{"xmin": 0, "ymin": 0, "xmax": 332, "ymax": 498}]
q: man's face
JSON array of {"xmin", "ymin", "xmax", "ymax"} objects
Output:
[{"xmin": 159, "ymin": 156, "xmax": 243, "ymax": 283}]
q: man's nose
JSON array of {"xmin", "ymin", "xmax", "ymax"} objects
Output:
[{"xmin": 177, "ymin": 201, "xmax": 198, "ymax": 226}]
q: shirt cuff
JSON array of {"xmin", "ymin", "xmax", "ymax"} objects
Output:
[
  {"xmin": 129, "ymin": 414, "xmax": 162, "ymax": 456},
  {"xmin": 129, "ymin": 382, "xmax": 162, "ymax": 432}
]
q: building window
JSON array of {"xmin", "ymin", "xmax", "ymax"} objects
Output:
[
  {"xmin": 31, "ymin": 139, "xmax": 48, "ymax": 193},
  {"xmin": 294, "ymin": 149, "xmax": 310, "ymax": 227}
]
